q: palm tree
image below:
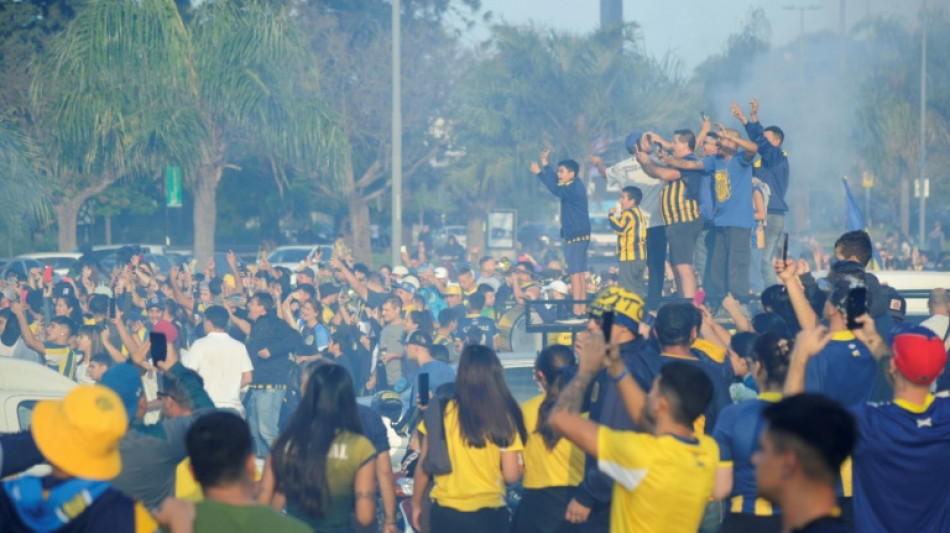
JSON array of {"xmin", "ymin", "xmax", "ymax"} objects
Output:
[
  {"xmin": 853, "ymin": 12, "xmax": 950, "ymax": 236},
  {"xmin": 0, "ymin": 119, "xmax": 47, "ymax": 255},
  {"xmin": 30, "ymin": 0, "xmax": 203, "ymax": 252},
  {"xmin": 30, "ymin": 0, "xmax": 341, "ymax": 262}
]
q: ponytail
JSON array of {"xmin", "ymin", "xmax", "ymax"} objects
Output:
[
  {"xmin": 535, "ymin": 345, "xmax": 577, "ymax": 450},
  {"xmin": 753, "ymin": 333, "xmax": 791, "ymax": 387}
]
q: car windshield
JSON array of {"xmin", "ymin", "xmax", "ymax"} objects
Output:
[{"xmin": 270, "ymin": 249, "xmax": 309, "ymax": 263}]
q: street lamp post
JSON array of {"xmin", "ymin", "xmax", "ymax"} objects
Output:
[
  {"xmin": 391, "ymin": 0, "xmax": 403, "ymax": 266},
  {"xmin": 918, "ymin": 2, "xmax": 928, "ymax": 247}
]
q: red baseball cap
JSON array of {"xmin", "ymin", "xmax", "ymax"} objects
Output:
[{"xmin": 892, "ymin": 326, "xmax": 947, "ymax": 386}]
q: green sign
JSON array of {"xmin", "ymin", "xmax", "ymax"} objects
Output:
[{"xmin": 166, "ymin": 167, "xmax": 182, "ymax": 208}]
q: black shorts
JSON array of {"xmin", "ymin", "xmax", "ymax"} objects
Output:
[{"xmin": 665, "ymin": 218, "xmax": 703, "ymax": 266}]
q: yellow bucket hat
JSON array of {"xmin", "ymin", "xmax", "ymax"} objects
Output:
[{"xmin": 30, "ymin": 385, "xmax": 129, "ymax": 481}]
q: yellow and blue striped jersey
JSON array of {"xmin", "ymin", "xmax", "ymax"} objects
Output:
[
  {"xmin": 44, "ymin": 342, "xmax": 76, "ymax": 380},
  {"xmin": 609, "ymin": 207, "xmax": 647, "ymax": 262},
  {"xmin": 661, "ymin": 179, "xmax": 700, "ymax": 225}
]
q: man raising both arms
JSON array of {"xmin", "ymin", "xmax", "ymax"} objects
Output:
[{"xmin": 532, "ymin": 149, "xmax": 591, "ymax": 322}]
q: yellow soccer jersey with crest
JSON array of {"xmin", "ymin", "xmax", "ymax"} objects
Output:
[{"xmin": 597, "ymin": 427, "xmax": 718, "ymax": 533}]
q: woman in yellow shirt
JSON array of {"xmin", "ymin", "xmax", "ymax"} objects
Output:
[
  {"xmin": 412, "ymin": 344, "xmax": 526, "ymax": 533},
  {"xmin": 512, "ymin": 344, "xmax": 586, "ymax": 533}
]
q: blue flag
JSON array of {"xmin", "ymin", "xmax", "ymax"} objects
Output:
[
  {"xmin": 842, "ymin": 177, "xmax": 866, "ymax": 231},
  {"xmin": 842, "ymin": 177, "xmax": 884, "ymax": 268}
]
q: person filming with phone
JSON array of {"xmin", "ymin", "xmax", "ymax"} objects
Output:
[{"xmin": 774, "ymin": 261, "xmax": 877, "ymax": 408}]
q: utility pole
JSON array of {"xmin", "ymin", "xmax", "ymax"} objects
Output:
[
  {"xmin": 391, "ymin": 0, "xmax": 403, "ymax": 266},
  {"xmin": 600, "ymin": 0, "xmax": 622, "ymax": 29},
  {"xmin": 918, "ymin": 1, "xmax": 928, "ymax": 247}
]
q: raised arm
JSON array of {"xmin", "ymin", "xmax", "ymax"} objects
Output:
[
  {"xmin": 655, "ymin": 150, "xmax": 704, "ymax": 171},
  {"xmin": 11, "ymin": 302, "xmax": 45, "ymax": 354},
  {"xmin": 774, "ymin": 259, "xmax": 818, "ymax": 330},
  {"xmin": 589, "ymin": 155, "xmax": 608, "ymax": 180},
  {"xmin": 636, "ymin": 151, "xmax": 683, "ymax": 181},
  {"xmin": 784, "ymin": 326, "xmax": 831, "ymax": 395},
  {"xmin": 331, "ymin": 256, "xmax": 369, "ymax": 302}
]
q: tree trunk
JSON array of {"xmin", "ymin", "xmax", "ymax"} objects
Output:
[
  {"xmin": 55, "ymin": 200, "xmax": 81, "ymax": 252},
  {"xmin": 349, "ymin": 192, "xmax": 372, "ymax": 264},
  {"xmin": 193, "ymin": 165, "xmax": 222, "ymax": 267},
  {"xmin": 900, "ymin": 176, "xmax": 910, "ymax": 236},
  {"xmin": 466, "ymin": 201, "xmax": 492, "ymax": 254}
]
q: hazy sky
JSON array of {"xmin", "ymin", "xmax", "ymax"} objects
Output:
[{"xmin": 468, "ymin": 0, "xmax": 923, "ymax": 73}]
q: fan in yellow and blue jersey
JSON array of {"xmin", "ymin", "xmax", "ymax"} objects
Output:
[
  {"xmin": 608, "ymin": 202, "xmax": 647, "ymax": 261},
  {"xmin": 660, "ymin": 159, "xmax": 702, "ymax": 226}
]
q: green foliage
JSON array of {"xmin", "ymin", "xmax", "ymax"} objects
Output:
[
  {"xmin": 444, "ymin": 23, "xmax": 699, "ymax": 216},
  {"xmin": 853, "ymin": 10, "xmax": 950, "ymax": 216},
  {"xmin": 0, "ymin": 118, "xmax": 46, "ymax": 253}
]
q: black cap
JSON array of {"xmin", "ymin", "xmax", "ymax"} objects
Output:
[{"xmin": 407, "ymin": 330, "xmax": 432, "ymax": 348}]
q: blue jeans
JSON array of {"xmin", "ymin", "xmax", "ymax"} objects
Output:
[
  {"xmin": 246, "ymin": 388, "xmax": 286, "ymax": 458},
  {"xmin": 762, "ymin": 213, "xmax": 785, "ymax": 288}
]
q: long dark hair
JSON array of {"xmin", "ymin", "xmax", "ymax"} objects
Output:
[
  {"xmin": 535, "ymin": 344, "xmax": 576, "ymax": 450},
  {"xmin": 752, "ymin": 333, "xmax": 791, "ymax": 388},
  {"xmin": 0, "ymin": 308, "xmax": 20, "ymax": 347},
  {"xmin": 454, "ymin": 344, "xmax": 527, "ymax": 448},
  {"xmin": 409, "ymin": 310, "xmax": 434, "ymax": 336},
  {"xmin": 271, "ymin": 363, "xmax": 363, "ymax": 518}
]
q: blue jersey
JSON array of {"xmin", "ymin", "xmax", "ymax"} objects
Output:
[
  {"xmin": 628, "ymin": 350, "xmax": 732, "ymax": 435},
  {"xmin": 852, "ymin": 395, "xmax": 950, "ymax": 533},
  {"xmin": 804, "ymin": 331, "xmax": 878, "ymax": 407},
  {"xmin": 703, "ymin": 150, "xmax": 755, "ymax": 229},
  {"xmin": 713, "ymin": 392, "xmax": 783, "ymax": 516},
  {"xmin": 456, "ymin": 313, "xmax": 498, "ymax": 344},
  {"xmin": 537, "ymin": 165, "xmax": 591, "ymax": 240}
]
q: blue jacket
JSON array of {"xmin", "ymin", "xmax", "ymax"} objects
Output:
[
  {"xmin": 745, "ymin": 121, "xmax": 789, "ymax": 214},
  {"xmin": 537, "ymin": 165, "xmax": 591, "ymax": 240}
]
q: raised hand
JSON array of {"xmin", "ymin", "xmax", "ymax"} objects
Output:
[
  {"xmin": 749, "ymin": 97, "xmax": 759, "ymax": 121},
  {"xmin": 731, "ymin": 101, "xmax": 747, "ymax": 124},
  {"xmin": 540, "ymin": 149, "xmax": 551, "ymax": 166},
  {"xmin": 530, "ymin": 161, "xmax": 541, "ymax": 174}
]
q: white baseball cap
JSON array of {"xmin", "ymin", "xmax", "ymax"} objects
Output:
[{"xmin": 544, "ymin": 280, "xmax": 570, "ymax": 295}]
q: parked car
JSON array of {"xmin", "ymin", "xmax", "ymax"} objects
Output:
[
  {"xmin": 17, "ymin": 253, "xmax": 82, "ymax": 278},
  {"xmin": 267, "ymin": 245, "xmax": 333, "ymax": 271},
  {"xmin": 432, "ymin": 225, "xmax": 468, "ymax": 250},
  {"xmin": 0, "ymin": 257, "xmax": 42, "ymax": 282},
  {"xmin": 518, "ymin": 222, "xmax": 561, "ymax": 250},
  {"xmin": 588, "ymin": 213, "xmax": 617, "ymax": 258}
]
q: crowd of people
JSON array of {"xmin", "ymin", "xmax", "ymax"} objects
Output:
[{"xmin": 1, "ymin": 96, "xmax": 950, "ymax": 533}]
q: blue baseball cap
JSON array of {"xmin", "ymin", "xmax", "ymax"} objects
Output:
[
  {"xmin": 625, "ymin": 131, "xmax": 644, "ymax": 153},
  {"xmin": 100, "ymin": 362, "xmax": 144, "ymax": 423}
]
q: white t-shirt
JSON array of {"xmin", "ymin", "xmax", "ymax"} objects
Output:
[
  {"xmin": 605, "ymin": 157, "xmax": 664, "ymax": 228},
  {"xmin": 920, "ymin": 314, "xmax": 950, "ymax": 350},
  {"xmin": 184, "ymin": 331, "xmax": 253, "ymax": 415}
]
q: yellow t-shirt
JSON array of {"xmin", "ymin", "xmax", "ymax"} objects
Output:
[
  {"xmin": 520, "ymin": 394, "xmax": 585, "ymax": 489},
  {"xmin": 423, "ymin": 400, "xmax": 524, "ymax": 512},
  {"xmin": 597, "ymin": 427, "xmax": 718, "ymax": 533}
]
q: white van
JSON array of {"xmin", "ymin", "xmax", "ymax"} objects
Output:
[{"xmin": 0, "ymin": 358, "xmax": 76, "ymax": 433}]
